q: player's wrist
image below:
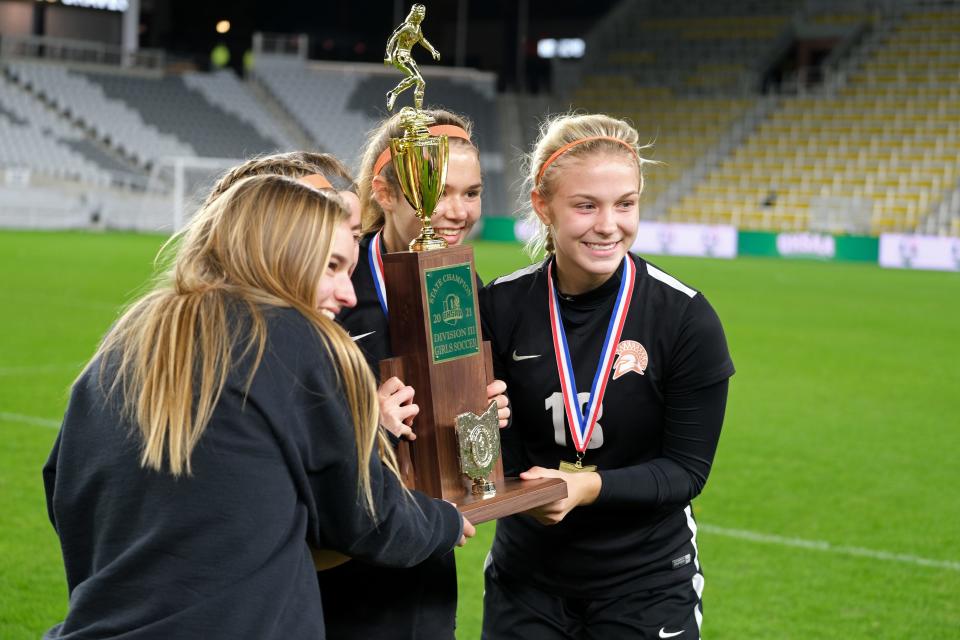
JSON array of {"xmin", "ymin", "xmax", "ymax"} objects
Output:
[{"xmin": 574, "ymin": 471, "xmax": 602, "ymax": 507}]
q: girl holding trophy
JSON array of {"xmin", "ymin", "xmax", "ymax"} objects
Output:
[
  {"xmin": 42, "ymin": 175, "xmax": 471, "ymax": 639},
  {"xmin": 320, "ymin": 107, "xmax": 508, "ymax": 639},
  {"xmin": 479, "ymin": 113, "xmax": 735, "ymax": 639}
]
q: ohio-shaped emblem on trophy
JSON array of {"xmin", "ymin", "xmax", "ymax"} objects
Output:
[{"xmin": 456, "ymin": 400, "xmax": 500, "ymax": 497}]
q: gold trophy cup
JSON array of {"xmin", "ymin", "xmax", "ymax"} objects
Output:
[{"xmin": 389, "ymin": 108, "xmax": 450, "ymax": 252}]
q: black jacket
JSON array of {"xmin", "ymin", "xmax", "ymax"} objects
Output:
[{"xmin": 43, "ymin": 306, "xmax": 462, "ymax": 639}]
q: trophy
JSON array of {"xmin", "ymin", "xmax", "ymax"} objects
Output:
[
  {"xmin": 379, "ymin": 4, "xmax": 566, "ymax": 523},
  {"xmin": 388, "ymin": 108, "xmax": 450, "ymax": 252}
]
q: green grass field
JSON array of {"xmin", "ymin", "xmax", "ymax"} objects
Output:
[{"xmin": 2, "ymin": 230, "xmax": 958, "ymax": 639}]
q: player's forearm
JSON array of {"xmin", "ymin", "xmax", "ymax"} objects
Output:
[{"xmin": 593, "ymin": 379, "xmax": 728, "ymax": 508}]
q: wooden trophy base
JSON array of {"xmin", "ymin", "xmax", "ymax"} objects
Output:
[
  {"xmin": 457, "ymin": 477, "xmax": 567, "ymax": 525},
  {"xmin": 381, "ymin": 245, "xmax": 567, "ymax": 524}
]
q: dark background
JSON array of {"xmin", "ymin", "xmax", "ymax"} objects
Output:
[{"xmin": 144, "ymin": 0, "xmax": 619, "ymax": 89}]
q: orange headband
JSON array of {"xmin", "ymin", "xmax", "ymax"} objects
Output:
[
  {"xmin": 372, "ymin": 125, "xmax": 472, "ymax": 177},
  {"xmin": 298, "ymin": 173, "xmax": 333, "ymax": 190},
  {"xmin": 536, "ymin": 136, "xmax": 637, "ymax": 188}
]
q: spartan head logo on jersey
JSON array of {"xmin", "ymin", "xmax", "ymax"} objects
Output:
[{"xmin": 612, "ymin": 340, "xmax": 648, "ymax": 380}]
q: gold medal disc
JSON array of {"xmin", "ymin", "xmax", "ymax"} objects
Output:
[{"xmin": 559, "ymin": 460, "xmax": 597, "ymax": 473}]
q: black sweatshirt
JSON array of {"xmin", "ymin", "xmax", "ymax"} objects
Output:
[
  {"xmin": 42, "ymin": 306, "xmax": 462, "ymax": 639},
  {"xmin": 480, "ymin": 254, "xmax": 734, "ymax": 598}
]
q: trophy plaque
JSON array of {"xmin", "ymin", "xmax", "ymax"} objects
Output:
[{"xmin": 379, "ymin": 4, "xmax": 565, "ymax": 524}]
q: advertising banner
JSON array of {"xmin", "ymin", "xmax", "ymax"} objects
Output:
[
  {"xmin": 739, "ymin": 231, "xmax": 878, "ymax": 262},
  {"xmin": 510, "ymin": 219, "xmax": 737, "ymax": 258},
  {"xmin": 879, "ymin": 234, "xmax": 960, "ymax": 272},
  {"xmin": 631, "ymin": 222, "xmax": 738, "ymax": 259}
]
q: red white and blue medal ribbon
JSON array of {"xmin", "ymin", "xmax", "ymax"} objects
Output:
[
  {"xmin": 547, "ymin": 256, "xmax": 635, "ymax": 455},
  {"xmin": 368, "ymin": 230, "xmax": 389, "ymax": 319}
]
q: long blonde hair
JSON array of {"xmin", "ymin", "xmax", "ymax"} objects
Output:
[
  {"xmin": 357, "ymin": 108, "xmax": 476, "ymax": 234},
  {"xmin": 89, "ymin": 174, "xmax": 394, "ymax": 513},
  {"xmin": 522, "ymin": 113, "xmax": 653, "ymax": 259}
]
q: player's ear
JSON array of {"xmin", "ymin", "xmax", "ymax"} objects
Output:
[
  {"xmin": 531, "ymin": 189, "xmax": 552, "ymax": 226},
  {"xmin": 372, "ymin": 175, "xmax": 398, "ymax": 211}
]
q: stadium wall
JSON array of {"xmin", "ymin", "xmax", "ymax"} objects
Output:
[{"xmin": 480, "ymin": 217, "xmax": 960, "ymax": 272}]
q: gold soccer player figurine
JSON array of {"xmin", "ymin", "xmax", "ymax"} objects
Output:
[{"xmin": 384, "ymin": 3, "xmax": 440, "ymax": 111}]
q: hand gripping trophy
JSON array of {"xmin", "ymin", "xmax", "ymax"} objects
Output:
[
  {"xmin": 384, "ymin": 4, "xmax": 440, "ymax": 112},
  {"xmin": 378, "ymin": 4, "xmax": 566, "ymax": 522}
]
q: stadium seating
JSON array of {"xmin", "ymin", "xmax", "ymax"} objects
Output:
[
  {"xmin": 0, "ymin": 73, "xmax": 116, "ymax": 185},
  {"xmin": 4, "ymin": 73, "xmax": 148, "ymax": 182},
  {"xmin": 563, "ymin": 1, "xmax": 800, "ymax": 218},
  {"xmin": 569, "ymin": 87, "xmax": 758, "ymax": 217},
  {"xmin": 3, "ymin": 1, "xmax": 958, "ymax": 236},
  {"xmin": 559, "ymin": 0, "xmax": 960, "ymax": 235},
  {"xmin": 669, "ymin": 6, "xmax": 960, "ymax": 233},
  {"xmin": 0, "ymin": 119, "xmax": 109, "ymax": 185},
  {"xmin": 3, "ymin": 61, "xmax": 294, "ymax": 168},
  {"xmin": 182, "ymin": 70, "xmax": 299, "ymax": 152},
  {"xmin": 253, "ymin": 62, "xmax": 375, "ymax": 166},
  {"xmin": 4, "ymin": 60, "xmax": 194, "ymax": 168},
  {"xmin": 1, "ymin": 60, "xmax": 298, "ymax": 229},
  {"xmin": 81, "ymin": 70, "xmax": 283, "ymax": 159},
  {"xmin": 252, "ymin": 58, "xmax": 509, "ymax": 215}
]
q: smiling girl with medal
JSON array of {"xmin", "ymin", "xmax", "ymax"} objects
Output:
[
  {"xmin": 319, "ymin": 108, "xmax": 510, "ymax": 640},
  {"xmin": 479, "ymin": 113, "xmax": 734, "ymax": 639}
]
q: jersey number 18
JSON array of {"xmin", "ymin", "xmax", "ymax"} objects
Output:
[{"xmin": 545, "ymin": 392, "xmax": 604, "ymax": 449}]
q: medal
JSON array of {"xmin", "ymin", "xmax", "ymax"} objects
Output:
[
  {"xmin": 559, "ymin": 458, "xmax": 597, "ymax": 473},
  {"xmin": 548, "ymin": 256, "xmax": 634, "ymax": 474},
  {"xmin": 368, "ymin": 230, "xmax": 389, "ymax": 318}
]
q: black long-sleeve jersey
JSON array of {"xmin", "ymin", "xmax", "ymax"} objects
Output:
[
  {"xmin": 42, "ymin": 306, "xmax": 462, "ymax": 639},
  {"xmin": 479, "ymin": 253, "xmax": 735, "ymax": 599}
]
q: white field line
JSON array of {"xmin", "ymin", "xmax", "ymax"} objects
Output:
[
  {"xmin": 2, "ymin": 405, "xmax": 958, "ymax": 574},
  {"xmin": 0, "ymin": 363, "xmax": 83, "ymax": 377},
  {"xmin": 0, "ymin": 411, "xmax": 61, "ymax": 429},
  {"xmin": 700, "ymin": 524, "xmax": 960, "ymax": 572}
]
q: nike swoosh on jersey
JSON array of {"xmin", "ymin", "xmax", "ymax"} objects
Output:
[
  {"xmin": 658, "ymin": 629, "xmax": 685, "ymax": 638},
  {"xmin": 511, "ymin": 350, "xmax": 540, "ymax": 361},
  {"xmin": 351, "ymin": 331, "xmax": 376, "ymax": 341}
]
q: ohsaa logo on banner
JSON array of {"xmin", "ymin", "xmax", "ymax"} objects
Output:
[{"xmin": 776, "ymin": 233, "xmax": 836, "ymax": 259}]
